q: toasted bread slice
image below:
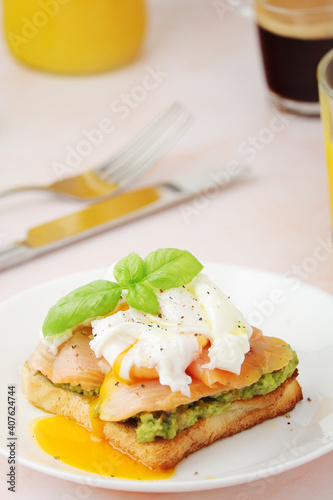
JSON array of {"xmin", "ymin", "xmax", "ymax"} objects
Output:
[{"xmin": 22, "ymin": 361, "xmax": 303, "ymax": 470}]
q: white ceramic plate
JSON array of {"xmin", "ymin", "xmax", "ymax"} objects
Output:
[{"xmin": 1, "ymin": 263, "xmax": 333, "ymax": 492}]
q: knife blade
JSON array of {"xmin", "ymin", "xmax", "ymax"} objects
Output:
[{"xmin": 0, "ymin": 166, "xmax": 248, "ymax": 270}]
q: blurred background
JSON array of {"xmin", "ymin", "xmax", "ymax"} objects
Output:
[{"xmin": 1, "ymin": 0, "xmax": 331, "ymax": 295}]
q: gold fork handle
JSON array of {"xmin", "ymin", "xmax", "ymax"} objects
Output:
[
  {"xmin": 48, "ymin": 171, "xmax": 118, "ymax": 199},
  {"xmin": 0, "ymin": 185, "xmax": 48, "ymax": 199},
  {"xmin": 0, "ymin": 171, "xmax": 119, "ymax": 201}
]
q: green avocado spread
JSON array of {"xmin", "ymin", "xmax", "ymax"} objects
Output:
[
  {"xmin": 53, "ymin": 349, "xmax": 298, "ymax": 443},
  {"xmin": 54, "ymin": 382, "xmax": 100, "ymax": 398},
  {"xmin": 131, "ymin": 349, "xmax": 298, "ymax": 443}
]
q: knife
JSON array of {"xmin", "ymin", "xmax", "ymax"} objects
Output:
[{"xmin": 0, "ymin": 166, "xmax": 248, "ymax": 270}]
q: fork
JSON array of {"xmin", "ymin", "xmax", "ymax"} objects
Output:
[{"xmin": 0, "ymin": 102, "xmax": 193, "ymax": 201}]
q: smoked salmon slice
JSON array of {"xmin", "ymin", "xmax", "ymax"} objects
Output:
[
  {"xmin": 29, "ymin": 322, "xmax": 293, "ymax": 418},
  {"xmin": 97, "ymin": 373, "xmax": 226, "ymax": 421},
  {"xmin": 187, "ymin": 331, "xmax": 293, "ymax": 389},
  {"xmin": 28, "ymin": 328, "xmax": 110, "ymax": 392}
]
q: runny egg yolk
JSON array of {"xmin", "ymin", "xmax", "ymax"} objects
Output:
[
  {"xmin": 112, "ymin": 343, "xmax": 137, "ymax": 383},
  {"xmin": 31, "ymin": 416, "xmax": 174, "ymax": 480}
]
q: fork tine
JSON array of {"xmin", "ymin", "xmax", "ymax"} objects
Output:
[
  {"xmin": 104, "ymin": 109, "xmax": 193, "ymax": 185},
  {"xmin": 98, "ymin": 102, "xmax": 191, "ymax": 179},
  {"xmin": 97, "ymin": 102, "xmax": 184, "ymax": 174},
  {"xmin": 108, "ymin": 111, "xmax": 194, "ymax": 187}
]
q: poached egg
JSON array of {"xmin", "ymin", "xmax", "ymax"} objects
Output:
[{"xmin": 90, "ymin": 272, "xmax": 252, "ymax": 397}]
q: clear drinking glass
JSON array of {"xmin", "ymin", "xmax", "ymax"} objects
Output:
[
  {"xmin": 317, "ymin": 49, "xmax": 333, "ymax": 230},
  {"xmin": 230, "ymin": 1, "xmax": 333, "ymax": 115}
]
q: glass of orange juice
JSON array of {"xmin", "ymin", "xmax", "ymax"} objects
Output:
[
  {"xmin": 318, "ymin": 49, "xmax": 333, "ymax": 229},
  {"xmin": 2, "ymin": 0, "xmax": 146, "ymax": 75}
]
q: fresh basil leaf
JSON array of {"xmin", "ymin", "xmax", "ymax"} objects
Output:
[
  {"xmin": 113, "ymin": 252, "xmax": 145, "ymax": 286},
  {"xmin": 126, "ymin": 283, "xmax": 160, "ymax": 315},
  {"xmin": 143, "ymin": 248, "xmax": 203, "ymax": 289},
  {"xmin": 42, "ymin": 280, "xmax": 122, "ymax": 337}
]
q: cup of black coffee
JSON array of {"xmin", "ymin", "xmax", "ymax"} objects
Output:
[{"xmin": 232, "ymin": 1, "xmax": 333, "ymax": 115}]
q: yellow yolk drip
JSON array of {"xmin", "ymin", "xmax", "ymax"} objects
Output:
[
  {"xmin": 89, "ymin": 400, "xmax": 105, "ymax": 441},
  {"xmin": 195, "ymin": 334, "xmax": 210, "ymax": 350},
  {"xmin": 112, "ymin": 343, "xmax": 137, "ymax": 384},
  {"xmin": 98, "ymin": 369, "xmax": 118, "ymax": 404},
  {"xmin": 31, "ymin": 416, "xmax": 174, "ymax": 480}
]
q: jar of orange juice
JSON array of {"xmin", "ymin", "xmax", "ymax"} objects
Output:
[{"xmin": 3, "ymin": 0, "xmax": 146, "ymax": 75}]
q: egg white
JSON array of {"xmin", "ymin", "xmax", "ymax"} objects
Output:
[{"xmin": 90, "ymin": 272, "xmax": 253, "ymax": 395}]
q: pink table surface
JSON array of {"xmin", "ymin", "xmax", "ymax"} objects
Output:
[{"xmin": 1, "ymin": 0, "xmax": 333, "ymax": 498}]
